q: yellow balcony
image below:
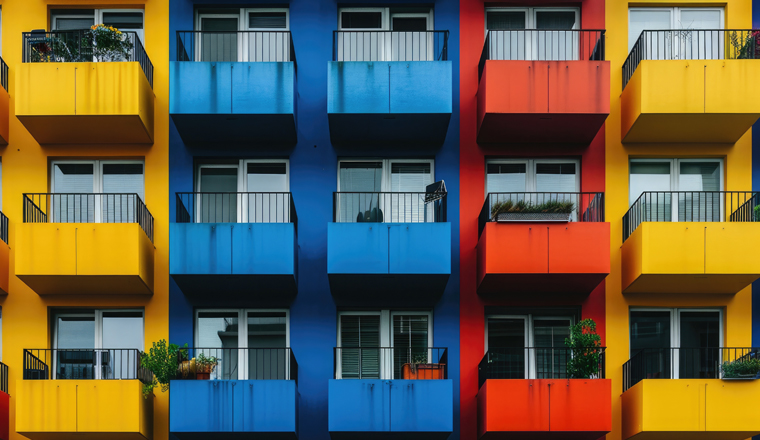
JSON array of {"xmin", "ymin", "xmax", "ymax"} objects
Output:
[
  {"xmin": 0, "ymin": 58, "xmax": 9, "ymax": 145},
  {"xmin": 15, "ymin": 194, "xmax": 154, "ymax": 295},
  {"xmin": 16, "ymin": 30, "xmax": 154, "ymax": 144},
  {"xmin": 622, "ymin": 379, "xmax": 760, "ymax": 440},
  {"xmin": 621, "ymin": 30, "xmax": 760, "ymax": 143},
  {"xmin": 16, "ymin": 380, "xmax": 152, "ymax": 440}
]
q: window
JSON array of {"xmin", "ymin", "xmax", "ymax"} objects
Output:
[
  {"xmin": 337, "ymin": 159, "xmax": 434, "ymax": 223},
  {"xmin": 52, "ymin": 309, "xmax": 144, "ymax": 380},
  {"xmin": 485, "ymin": 314, "xmax": 573, "ymax": 379},
  {"xmin": 485, "ymin": 7, "xmax": 580, "ymax": 60},
  {"xmin": 51, "ymin": 160, "xmax": 144, "ymax": 223},
  {"xmin": 628, "ymin": 7, "xmax": 724, "ymax": 57},
  {"xmin": 629, "ymin": 159, "xmax": 723, "ymax": 221},
  {"xmin": 195, "ymin": 159, "xmax": 289, "ymax": 223},
  {"xmin": 195, "ymin": 309, "xmax": 289, "ymax": 380},
  {"xmin": 486, "ymin": 159, "xmax": 579, "ymax": 194},
  {"xmin": 196, "ymin": 8, "xmax": 290, "ymax": 62},
  {"xmin": 51, "ymin": 9, "xmax": 145, "ymax": 44},
  {"xmin": 337, "ymin": 7, "xmax": 435, "ymax": 61},
  {"xmin": 630, "ymin": 308, "xmax": 722, "ymax": 379},
  {"xmin": 337, "ymin": 311, "xmax": 432, "ymax": 379}
]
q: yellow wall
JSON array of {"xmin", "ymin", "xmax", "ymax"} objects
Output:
[
  {"xmin": 0, "ymin": 1, "xmax": 169, "ymax": 440},
  {"xmin": 607, "ymin": 1, "xmax": 754, "ymax": 440}
]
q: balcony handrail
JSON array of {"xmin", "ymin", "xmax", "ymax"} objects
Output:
[
  {"xmin": 22, "ymin": 193, "xmax": 155, "ymax": 243},
  {"xmin": 22, "ymin": 29, "xmax": 154, "ymax": 88},
  {"xmin": 333, "ymin": 347, "xmax": 448, "ymax": 380},
  {"xmin": 0, "ymin": 212, "xmax": 8, "ymax": 245},
  {"xmin": 478, "ymin": 29, "xmax": 606, "ymax": 81},
  {"xmin": 332, "ymin": 30, "xmax": 449, "ymax": 62},
  {"xmin": 176, "ymin": 30, "xmax": 297, "ymax": 73},
  {"xmin": 23, "ymin": 348, "xmax": 152, "ymax": 384},
  {"xmin": 333, "ymin": 191, "xmax": 447, "ymax": 223},
  {"xmin": 175, "ymin": 192, "xmax": 297, "ymax": 230},
  {"xmin": 174, "ymin": 347, "xmax": 298, "ymax": 385},
  {"xmin": 479, "ymin": 192, "xmax": 605, "ymax": 238},
  {"xmin": 0, "ymin": 56, "xmax": 8, "ymax": 92},
  {"xmin": 622, "ymin": 29, "xmax": 760, "ymax": 89},
  {"xmin": 478, "ymin": 347, "xmax": 606, "ymax": 388},
  {"xmin": 622, "ymin": 347, "xmax": 760, "ymax": 392},
  {"xmin": 622, "ymin": 190, "xmax": 760, "ymax": 242}
]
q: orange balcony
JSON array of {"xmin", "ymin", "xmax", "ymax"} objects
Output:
[
  {"xmin": 478, "ymin": 348, "xmax": 611, "ymax": 440},
  {"xmin": 477, "ymin": 193, "xmax": 609, "ymax": 300},
  {"xmin": 477, "ymin": 30, "xmax": 609, "ymax": 145}
]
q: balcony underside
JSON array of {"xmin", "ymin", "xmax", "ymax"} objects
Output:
[
  {"xmin": 477, "ymin": 60, "xmax": 609, "ymax": 145},
  {"xmin": 327, "ymin": 113, "xmax": 451, "ymax": 148},
  {"xmin": 18, "ymin": 275, "xmax": 153, "ymax": 296},
  {"xmin": 328, "ymin": 273, "xmax": 449, "ymax": 307},
  {"xmin": 17, "ymin": 115, "xmax": 152, "ymax": 145},
  {"xmin": 172, "ymin": 274, "xmax": 296, "ymax": 305},
  {"xmin": 171, "ymin": 114, "xmax": 296, "ymax": 146},
  {"xmin": 477, "ymin": 274, "xmax": 607, "ymax": 301}
]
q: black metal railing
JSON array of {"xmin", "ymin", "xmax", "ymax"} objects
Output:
[
  {"xmin": 479, "ymin": 192, "xmax": 604, "ymax": 237},
  {"xmin": 0, "ymin": 362, "xmax": 7, "ymax": 394},
  {"xmin": 0, "ymin": 57, "xmax": 8, "ymax": 92},
  {"xmin": 174, "ymin": 347, "xmax": 298, "ymax": 384},
  {"xmin": 176, "ymin": 31, "xmax": 296, "ymax": 71},
  {"xmin": 623, "ymin": 347, "xmax": 760, "ymax": 392},
  {"xmin": 333, "ymin": 191, "xmax": 447, "ymax": 223},
  {"xmin": 333, "ymin": 30, "xmax": 449, "ymax": 62},
  {"xmin": 623, "ymin": 29, "xmax": 760, "ymax": 88},
  {"xmin": 334, "ymin": 347, "xmax": 448, "ymax": 380},
  {"xmin": 478, "ymin": 347, "xmax": 606, "ymax": 388},
  {"xmin": 23, "ymin": 193, "xmax": 154, "ymax": 243},
  {"xmin": 0, "ymin": 212, "xmax": 8, "ymax": 245},
  {"xmin": 622, "ymin": 191, "xmax": 760, "ymax": 242},
  {"xmin": 478, "ymin": 29, "xmax": 605, "ymax": 80},
  {"xmin": 22, "ymin": 29, "xmax": 154, "ymax": 87},
  {"xmin": 175, "ymin": 192, "xmax": 297, "ymax": 228},
  {"xmin": 23, "ymin": 349, "xmax": 152, "ymax": 383}
]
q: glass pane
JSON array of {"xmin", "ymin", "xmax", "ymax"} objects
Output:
[
  {"xmin": 247, "ymin": 312, "xmax": 287, "ymax": 380},
  {"xmin": 486, "ymin": 163, "xmax": 527, "ymax": 193},
  {"xmin": 392, "ymin": 17, "xmax": 427, "ymax": 31},
  {"xmin": 102, "ymin": 12, "xmax": 144, "ymax": 29},
  {"xmin": 679, "ymin": 311, "xmax": 720, "ymax": 379},
  {"xmin": 389, "ymin": 163, "xmax": 433, "ymax": 223},
  {"xmin": 486, "ymin": 11, "xmax": 526, "ymax": 30},
  {"xmin": 679, "ymin": 10, "xmax": 723, "ymax": 59},
  {"xmin": 535, "ymin": 11, "xmax": 576, "ymax": 29},
  {"xmin": 246, "ymin": 163, "xmax": 288, "ymax": 223},
  {"xmin": 101, "ymin": 312, "xmax": 143, "ymax": 379},
  {"xmin": 535, "ymin": 12, "xmax": 578, "ymax": 60},
  {"xmin": 56, "ymin": 316, "xmax": 95, "ymax": 379},
  {"xmin": 249, "ymin": 12, "xmax": 287, "ymax": 29},
  {"xmin": 52, "ymin": 12, "xmax": 95, "ymax": 30},
  {"xmin": 341, "ymin": 12, "xmax": 383, "ymax": 29},
  {"xmin": 340, "ymin": 315, "xmax": 380, "ymax": 379},
  {"xmin": 201, "ymin": 17, "xmax": 238, "ymax": 62},
  {"xmin": 487, "ymin": 317, "xmax": 526, "ymax": 379},
  {"xmin": 628, "ymin": 9, "xmax": 672, "ymax": 52},
  {"xmin": 199, "ymin": 167, "xmax": 238, "ymax": 223},
  {"xmin": 630, "ymin": 311, "xmax": 672, "ymax": 379},
  {"xmin": 680, "ymin": 10, "xmax": 722, "ymax": 29},
  {"xmin": 678, "ymin": 162, "xmax": 721, "ymax": 221},
  {"xmin": 392, "ymin": 315, "xmax": 429, "ymax": 379},
  {"xmin": 102, "ymin": 163, "xmax": 144, "ymax": 223},
  {"xmin": 534, "ymin": 318, "xmax": 571, "ymax": 379},
  {"xmin": 338, "ymin": 162, "xmax": 382, "ymax": 223},
  {"xmin": 630, "ymin": 161, "xmax": 672, "ymax": 221},
  {"xmin": 535, "ymin": 163, "xmax": 576, "ymax": 192},
  {"xmin": 197, "ymin": 312, "xmax": 239, "ymax": 380},
  {"xmin": 53, "ymin": 163, "xmax": 95, "ymax": 223}
]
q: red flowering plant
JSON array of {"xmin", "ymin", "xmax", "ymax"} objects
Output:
[
  {"xmin": 731, "ymin": 30, "xmax": 760, "ymax": 59},
  {"xmin": 564, "ymin": 318, "xmax": 603, "ymax": 379}
]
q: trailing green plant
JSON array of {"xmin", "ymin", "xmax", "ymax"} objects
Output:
[
  {"xmin": 721, "ymin": 357, "xmax": 760, "ymax": 378},
  {"xmin": 491, "ymin": 199, "xmax": 574, "ymax": 217},
  {"xmin": 140, "ymin": 340, "xmax": 188, "ymax": 398},
  {"xmin": 196, "ymin": 352, "xmax": 219, "ymax": 374},
  {"xmin": 730, "ymin": 30, "xmax": 760, "ymax": 60},
  {"xmin": 753, "ymin": 204, "xmax": 760, "ymax": 222},
  {"xmin": 564, "ymin": 319, "xmax": 603, "ymax": 379}
]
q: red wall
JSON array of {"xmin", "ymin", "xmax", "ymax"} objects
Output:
[{"xmin": 459, "ymin": 0, "xmax": 607, "ymax": 439}]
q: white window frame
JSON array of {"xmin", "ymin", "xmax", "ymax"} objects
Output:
[
  {"xmin": 485, "ymin": 7, "xmax": 580, "ymax": 33},
  {"xmin": 337, "ymin": 158, "xmax": 435, "ymax": 192},
  {"xmin": 51, "ymin": 9, "xmax": 145, "ymax": 43},
  {"xmin": 627, "ymin": 7, "xmax": 725, "ymax": 56},
  {"xmin": 336, "ymin": 310, "xmax": 434, "ymax": 380},
  {"xmin": 338, "ymin": 8, "xmax": 434, "ymax": 61},
  {"xmin": 485, "ymin": 158, "xmax": 580, "ymax": 195},
  {"xmin": 629, "ymin": 307, "xmax": 723, "ymax": 379},
  {"xmin": 196, "ymin": 8, "xmax": 289, "ymax": 62},
  {"xmin": 194, "ymin": 308, "xmax": 291, "ymax": 380},
  {"xmin": 338, "ymin": 7, "xmax": 390, "ymax": 31}
]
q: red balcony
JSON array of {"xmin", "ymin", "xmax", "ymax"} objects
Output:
[
  {"xmin": 477, "ymin": 193, "xmax": 609, "ymax": 300},
  {"xmin": 477, "ymin": 30, "xmax": 609, "ymax": 145}
]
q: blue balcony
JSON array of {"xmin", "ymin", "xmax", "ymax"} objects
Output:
[
  {"xmin": 169, "ymin": 192, "xmax": 297, "ymax": 303},
  {"xmin": 328, "ymin": 31, "xmax": 452, "ymax": 147},
  {"xmin": 170, "ymin": 31, "xmax": 296, "ymax": 146},
  {"xmin": 327, "ymin": 191, "xmax": 450, "ymax": 306},
  {"xmin": 170, "ymin": 348, "xmax": 298, "ymax": 440},
  {"xmin": 329, "ymin": 347, "xmax": 452, "ymax": 440}
]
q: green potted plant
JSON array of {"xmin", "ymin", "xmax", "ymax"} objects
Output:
[
  {"xmin": 721, "ymin": 357, "xmax": 760, "ymax": 379},
  {"xmin": 140, "ymin": 340, "xmax": 188, "ymax": 398},
  {"xmin": 402, "ymin": 352, "xmax": 445, "ymax": 380},
  {"xmin": 564, "ymin": 319, "xmax": 603, "ymax": 379},
  {"xmin": 491, "ymin": 199, "xmax": 575, "ymax": 222},
  {"xmin": 195, "ymin": 353, "xmax": 218, "ymax": 380}
]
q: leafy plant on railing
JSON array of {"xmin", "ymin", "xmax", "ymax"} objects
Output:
[
  {"xmin": 490, "ymin": 199, "xmax": 574, "ymax": 218},
  {"xmin": 721, "ymin": 357, "xmax": 760, "ymax": 379},
  {"xmin": 195, "ymin": 352, "xmax": 219, "ymax": 375},
  {"xmin": 754, "ymin": 204, "xmax": 760, "ymax": 222},
  {"xmin": 730, "ymin": 30, "xmax": 760, "ymax": 59},
  {"xmin": 564, "ymin": 319, "xmax": 602, "ymax": 379},
  {"xmin": 29, "ymin": 25, "xmax": 133, "ymax": 63},
  {"xmin": 140, "ymin": 340, "xmax": 188, "ymax": 397},
  {"xmin": 29, "ymin": 36, "xmax": 80, "ymax": 62},
  {"xmin": 90, "ymin": 24, "xmax": 134, "ymax": 61}
]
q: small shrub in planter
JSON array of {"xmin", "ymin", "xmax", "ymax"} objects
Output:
[
  {"xmin": 195, "ymin": 353, "xmax": 219, "ymax": 380},
  {"xmin": 402, "ymin": 353, "xmax": 445, "ymax": 380},
  {"xmin": 721, "ymin": 357, "xmax": 760, "ymax": 379},
  {"xmin": 491, "ymin": 199, "xmax": 574, "ymax": 222},
  {"xmin": 564, "ymin": 319, "xmax": 603, "ymax": 379},
  {"xmin": 140, "ymin": 340, "xmax": 188, "ymax": 398}
]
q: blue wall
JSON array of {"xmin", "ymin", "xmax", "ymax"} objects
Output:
[{"xmin": 168, "ymin": 2, "xmax": 460, "ymax": 440}]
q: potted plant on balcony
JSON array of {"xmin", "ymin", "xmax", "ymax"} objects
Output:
[
  {"xmin": 731, "ymin": 30, "xmax": 760, "ymax": 60},
  {"xmin": 402, "ymin": 352, "xmax": 446, "ymax": 380},
  {"xmin": 140, "ymin": 340, "xmax": 188, "ymax": 398},
  {"xmin": 565, "ymin": 319, "xmax": 603, "ymax": 379},
  {"xmin": 721, "ymin": 356, "xmax": 760, "ymax": 379},
  {"xmin": 195, "ymin": 353, "xmax": 218, "ymax": 380},
  {"xmin": 491, "ymin": 199, "xmax": 574, "ymax": 222},
  {"xmin": 89, "ymin": 24, "xmax": 134, "ymax": 62}
]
